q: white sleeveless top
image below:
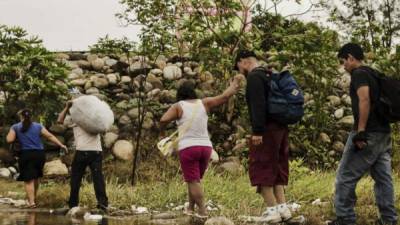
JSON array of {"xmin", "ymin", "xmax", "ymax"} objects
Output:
[{"xmin": 176, "ymin": 100, "xmax": 213, "ymax": 151}]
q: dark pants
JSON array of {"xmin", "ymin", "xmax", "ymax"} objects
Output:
[
  {"xmin": 335, "ymin": 131, "xmax": 397, "ymax": 224},
  {"xmin": 68, "ymin": 151, "xmax": 108, "ymax": 209}
]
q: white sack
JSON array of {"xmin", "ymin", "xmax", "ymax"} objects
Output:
[{"xmin": 70, "ymin": 95, "xmax": 114, "ymax": 134}]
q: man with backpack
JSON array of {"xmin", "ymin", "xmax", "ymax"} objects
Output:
[
  {"xmin": 234, "ymin": 50, "xmax": 303, "ymax": 223},
  {"xmin": 329, "ymin": 43, "xmax": 398, "ymax": 225}
]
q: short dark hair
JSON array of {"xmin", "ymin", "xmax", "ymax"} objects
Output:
[
  {"xmin": 177, "ymin": 81, "xmax": 197, "ymax": 101},
  {"xmin": 234, "ymin": 49, "xmax": 257, "ymax": 70},
  {"xmin": 338, "ymin": 43, "xmax": 364, "ymax": 60}
]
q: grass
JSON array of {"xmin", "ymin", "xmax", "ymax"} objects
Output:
[{"xmin": 0, "ymin": 160, "xmax": 399, "ymax": 225}]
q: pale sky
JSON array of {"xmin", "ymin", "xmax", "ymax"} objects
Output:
[{"xmin": 0, "ymin": 0, "xmax": 326, "ymax": 51}]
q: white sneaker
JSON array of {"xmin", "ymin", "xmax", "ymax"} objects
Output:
[
  {"xmin": 260, "ymin": 206, "xmax": 282, "ymax": 223},
  {"xmin": 277, "ymin": 203, "xmax": 292, "ymax": 221}
]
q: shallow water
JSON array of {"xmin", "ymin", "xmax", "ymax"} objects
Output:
[{"xmin": 0, "ymin": 212, "xmax": 193, "ymax": 225}]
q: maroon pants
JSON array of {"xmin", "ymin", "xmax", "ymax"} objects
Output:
[
  {"xmin": 248, "ymin": 122, "xmax": 289, "ymax": 192},
  {"xmin": 179, "ymin": 146, "xmax": 212, "ymax": 183}
]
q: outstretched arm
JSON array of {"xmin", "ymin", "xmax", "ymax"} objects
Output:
[
  {"xmin": 202, "ymin": 75, "xmax": 242, "ymax": 112},
  {"xmin": 41, "ymin": 127, "xmax": 68, "ymax": 152}
]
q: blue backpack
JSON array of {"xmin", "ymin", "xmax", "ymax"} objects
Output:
[{"xmin": 256, "ymin": 68, "xmax": 305, "ymax": 124}]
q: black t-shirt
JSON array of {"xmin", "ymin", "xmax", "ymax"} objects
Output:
[{"xmin": 350, "ymin": 66, "xmax": 390, "ymax": 133}]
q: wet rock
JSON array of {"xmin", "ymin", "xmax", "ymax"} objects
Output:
[
  {"xmin": 152, "ymin": 212, "xmax": 177, "ymax": 220},
  {"xmin": 163, "ymin": 65, "xmax": 182, "ymax": 80},
  {"xmin": 205, "ymin": 216, "xmax": 234, "ymax": 225},
  {"xmin": 113, "ymin": 140, "xmax": 134, "ymax": 161},
  {"xmin": 69, "ymin": 53, "xmax": 87, "ymax": 61},
  {"xmin": 104, "ymin": 132, "xmax": 119, "ymax": 149},
  {"xmin": 131, "ymin": 205, "xmax": 149, "ymax": 214},
  {"xmin": 0, "ymin": 168, "xmax": 11, "ymax": 178},
  {"xmin": 44, "ymin": 160, "xmax": 68, "ymax": 176},
  {"xmin": 67, "ymin": 206, "xmax": 90, "ymax": 218}
]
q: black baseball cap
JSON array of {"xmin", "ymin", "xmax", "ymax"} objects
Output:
[{"xmin": 233, "ymin": 50, "xmax": 257, "ymax": 70}]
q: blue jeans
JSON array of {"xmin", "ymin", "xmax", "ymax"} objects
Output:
[{"xmin": 334, "ymin": 131, "xmax": 398, "ymax": 223}]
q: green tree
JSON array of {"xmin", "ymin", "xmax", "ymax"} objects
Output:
[{"xmin": 0, "ymin": 25, "xmax": 69, "ymax": 141}]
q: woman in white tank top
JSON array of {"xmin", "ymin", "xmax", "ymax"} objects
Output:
[{"xmin": 160, "ymin": 76, "xmax": 242, "ymax": 217}]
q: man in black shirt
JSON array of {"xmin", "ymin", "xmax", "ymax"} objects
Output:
[
  {"xmin": 235, "ymin": 50, "xmax": 292, "ymax": 223},
  {"xmin": 329, "ymin": 43, "xmax": 397, "ymax": 225}
]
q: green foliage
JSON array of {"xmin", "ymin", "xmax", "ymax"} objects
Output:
[
  {"xmin": 89, "ymin": 35, "xmax": 136, "ymax": 57},
  {"xmin": 0, "ymin": 25, "xmax": 69, "ymax": 130},
  {"xmin": 324, "ymin": 0, "xmax": 400, "ymax": 52}
]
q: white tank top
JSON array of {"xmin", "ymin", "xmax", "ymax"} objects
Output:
[{"xmin": 176, "ymin": 100, "xmax": 213, "ymax": 150}]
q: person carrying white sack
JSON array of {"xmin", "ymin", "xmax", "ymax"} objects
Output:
[{"xmin": 57, "ymin": 91, "xmax": 110, "ymax": 212}]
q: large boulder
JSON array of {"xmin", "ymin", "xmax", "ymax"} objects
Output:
[
  {"xmin": 112, "ymin": 140, "xmax": 134, "ymax": 161},
  {"xmin": 91, "ymin": 58, "xmax": 105, "ymax": 71},
  {"xmin": 163, "ymin": 65, "xmax": 182, "ymax": 80},
  {"xmin": 103, "ymin": 132, "xmax": 119, "ymax": 149},
  {"xmin": 44, "ymin": 160, "xmax": 68, "ymax": 176}
]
